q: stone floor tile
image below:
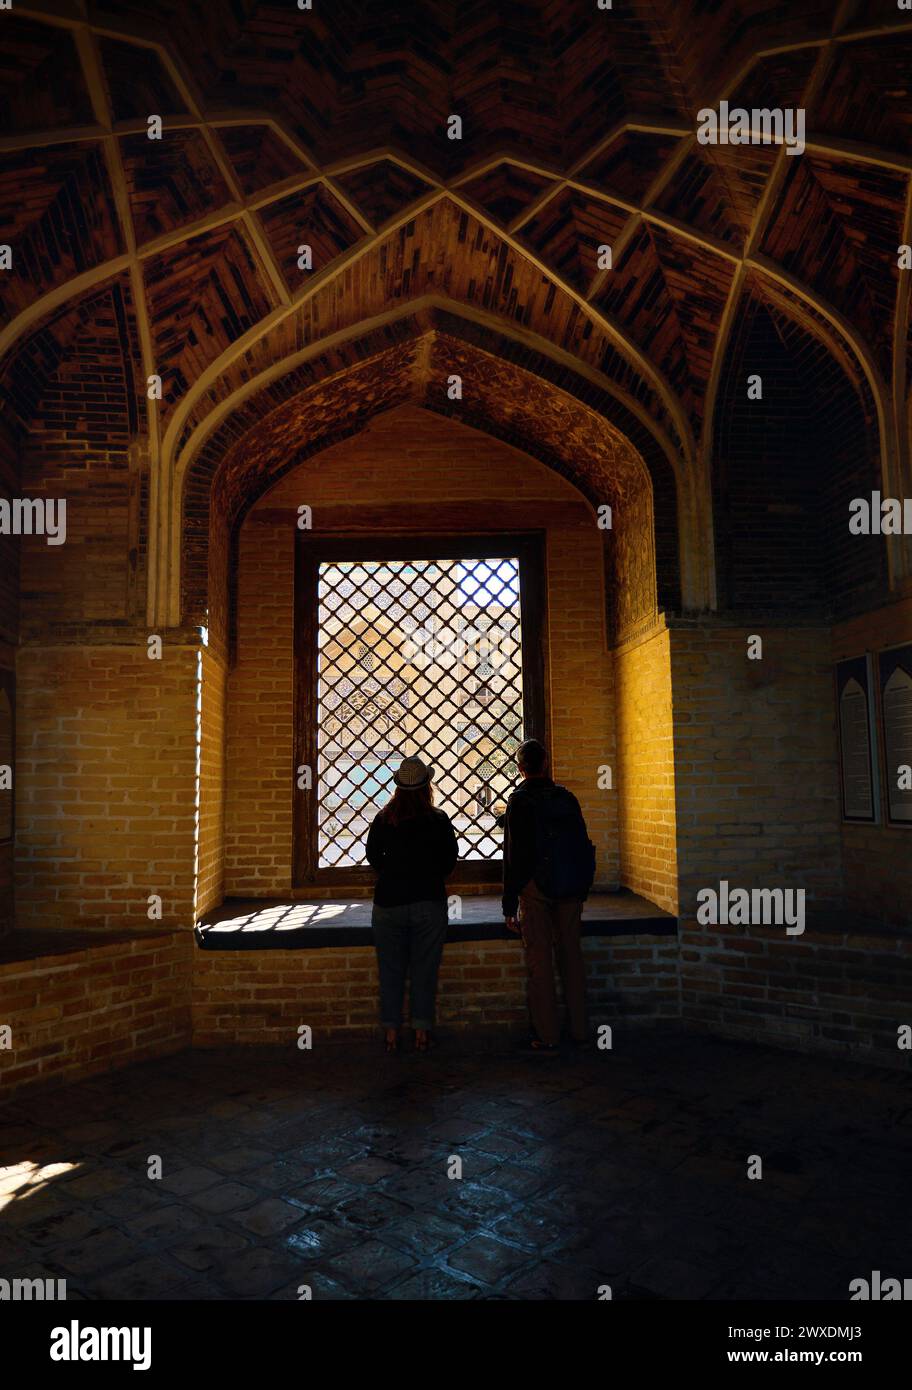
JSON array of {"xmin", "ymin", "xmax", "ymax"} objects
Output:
[
  {"xmin": 189, "ymin": 1181, "xmax": 260, "ymax": 1214},
  {"xmin": 171, "ymin": 1228, "xmax": 251, "ymax": 1272},
  {"xmin": 284, "ymin": 1220, "xmax": 365, "ymax": 1261},
  {"xmin": 209, "ymin": 1147, "xmax": 274, "ymax": 1174},
  {"xmin": 46, "ymin": 1226, "xmax": 136, "ymax": 1276},
  {"xmin": 9, "ymin": 1206, "xmax": 104, "ymax": 1248},
  {"xmin": 158, "ymin": 1166, "xmax": 222, "ymax": 1197},
  {"xmin": 446, "ymin": 1233, "xmax": 531, "ymax": 1285},
  {"xmin": 333, "ymin": 1191, "xmax": 410, "ymax": 1231},
  {"xmin": 3, "ymin": 1030, "xmax": 909, "ymax": 1302},
  {"xmin": 506, "ymin": 1259, "xmax": 604, "ymax": 1300},
  {"xmin": 124, "ymin": 1203, "xmax": 205, "ymax": 1243},
  {"xmin": 65, "ymin": 1169, "xmax": 133, "ymax": 1200},
  {"xmin": 443, "ymin": 1180, "xmax": 514, "ymax": 1224},
  {"xmin": 482, "ymin": 1161, "xmax": 550, "ymax": 1199},
  {"xmin": 94, "ymin": 1185, "xmax": 163, "ymax": 1220},
  {"xmin": 388, "ymin": 1268, "xmax": 481, "ymax": 1299},
  {"xmin": 235, "ymin": 1197, "xmax": 305, "ymax": 1236},
  {"xmin": 491, "ymin": 1208, "xmax": 564, "ymax": 1250},
  {"xmin": 336, "ymin": 1155, "xmax": 404, "ymax": 1185},
  {"xmin": 321, "ymin": 1238, "xmax": 417, "ymax": 1292},
  {"xmin": 378, "ymin": 1211, "xmax": 469, "ymax": 1258},
  {"xmin": 93, "ymin": 1255, "xmax": 193, "ymax": 1300},
  {"xmin": 287, "ymin": 1176, "xmax": 361, "ymax": 1212},
  {"xmin": 215, "ymin": 1245, "xmax": 301, "ymax": 1298},
  {"xmin": 272, "ymin": 1270, "xmax": 359, "ymax": 1300}
]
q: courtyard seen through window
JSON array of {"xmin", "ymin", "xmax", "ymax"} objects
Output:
[{"xmin": 316, "ymin": 555, "xmax": 525, "ymax": 869}]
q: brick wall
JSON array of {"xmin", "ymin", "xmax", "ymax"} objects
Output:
[
  {"xmin": 665, "ymin": 621, "xmax": 912, "ymax": 1065},
  {"xmin": 680, "ymin": 919, "xmax": 912, "ymax": 1071},
  {"xmin": 0, "ymin": 421, "xmax": 19, "ymax": 932},
  {"xmin": 714, "ymin": 300, "xmax": 884, "ymax": 619},
  {"xmin": 716, "ymin": 305, "xmax": 826, "ymax": 613},
  {"xmin": 5, "ymin": 370, "xmax": 905, "ymax": 1081},
  {"xmin": 0, "ymin": 930, "xmax": 192, "ymax": 1098},
  {"xmin": 15, "ymin": 643, "xmax": 198, "ymax": 930},
  {"xmin": 833, "ymin": 595, "xmax": 912, "ymax": 926},
  {"xmin": 0, "ymin": 419, "xmax": 20, "ymax": 647},
  {"xmin": 225, "ymin": 519, "xmax": 294, "ymax": 895},
  {"xmin": 197, "ymin": 645, "xmax": 226, "ymax": 918},
  {"xmin": 224, "ymin": 405, "xmax": 621, "ymax": 896},
  {"xmin": 614, "ymin": 619, "xmax": 677, "ymax": 911},
  {"xmin": 546, "ymin": 514, "xmax": 618, "ymax": 885},
  {"xmin": 15, "ymin": 285, "xmax": 146, "ymax": 632},
  {"xmin": 192, "ymin": 934, "xmax": 679, "ymax": 1046},
  {"xmin": 670, "ymin": 622, "xmax": 844, "ymax": 913}
]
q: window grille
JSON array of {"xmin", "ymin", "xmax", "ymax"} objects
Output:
[{"xmin": 315, "ymin": 555, "xmax": 524, "ymax": 868}]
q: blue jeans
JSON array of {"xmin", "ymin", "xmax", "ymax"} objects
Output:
[{"xmin": 372, "ymin": 899, "xmax": 448, "ymax": 1029}]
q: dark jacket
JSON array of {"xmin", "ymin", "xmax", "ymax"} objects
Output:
[
  {"xmin": 501, "ymin": 775, "xmax": 582, "ymax": 916},
  {"xmin": 366, "ymin": 807, "xmax": 459, "ymax": 908}
]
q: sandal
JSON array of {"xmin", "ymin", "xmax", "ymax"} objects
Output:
[
  {"xmin": 384, "ymin": 1028, "xmax": 400, "ymax": 1054},
  {"xmin": 414, "ymin": 1029, "xmax": 435, "ymax": 1053}
]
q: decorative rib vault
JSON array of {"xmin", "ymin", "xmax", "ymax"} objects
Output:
[{"xmin": 1, "ymin": 0, "xmax": 911, "ymax": 631}]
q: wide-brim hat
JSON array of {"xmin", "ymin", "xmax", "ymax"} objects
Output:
[{"xmin": 394, "ymin": 756, "xmax": 434, "ymax": 789}]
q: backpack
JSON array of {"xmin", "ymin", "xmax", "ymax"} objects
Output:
[{"xmin": 530, "ymin": 785, "xmax": 596, "ymax": 900}]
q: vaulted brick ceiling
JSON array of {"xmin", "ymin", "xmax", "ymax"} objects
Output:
[{"xmin": 1, "ymin": 0, "xmax": 910, "ymax": 486}]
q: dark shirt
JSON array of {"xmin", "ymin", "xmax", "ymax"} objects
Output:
[
  {"xmin": 501, "ymin": 775, "xmax": 557, "ymax": 917},
  {"xmin": 366, "ymin": 808, "xmax": 459, "ymax": 907}
]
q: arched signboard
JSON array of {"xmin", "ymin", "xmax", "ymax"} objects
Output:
[
  {"xmin": 835, "ymin": 656, "xmax": 878, "ymax": 824},
  {"xmin": 878, "ymin": 644, "xmax": 912, "ymax": 827}
]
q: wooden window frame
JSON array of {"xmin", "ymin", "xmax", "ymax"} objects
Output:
[{"xmin": 292, "ymin": 532, "xmax": 548, "ymax": 888}]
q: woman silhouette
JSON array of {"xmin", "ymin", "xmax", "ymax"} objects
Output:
[{"xmin": 366, "ymin": 756, "xmax": 458, "ymax": 1053}]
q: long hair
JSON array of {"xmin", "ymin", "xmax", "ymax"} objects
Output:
[{"xmin": 381, "ymin": 782, "xmax": 435, "ymax": 827}]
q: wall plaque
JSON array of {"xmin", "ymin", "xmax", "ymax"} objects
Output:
[
  {"xmin": 835, "ymin": 655, "xmax": 878, "ymax": 823},
  {"xmin": 878, "ymin": 644, "xmax": 912, "ymax": 826}
]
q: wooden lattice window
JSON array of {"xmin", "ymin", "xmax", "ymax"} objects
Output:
[{"xmin": 294, "ymin": 535, "xmax": 546, "ymax": 886}]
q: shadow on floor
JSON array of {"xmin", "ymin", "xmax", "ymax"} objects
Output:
[{"xmin": 2, "ymin": 1030, "xmax": 910, "ymax": 1300}]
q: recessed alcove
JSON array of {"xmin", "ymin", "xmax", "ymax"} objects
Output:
[{"xmin": 1, "ymin": 0, "xmax": 912, "ymax": 1311}]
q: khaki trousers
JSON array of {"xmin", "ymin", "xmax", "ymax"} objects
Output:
[{"xmin": 518, "ymin": 880, "xmax": 587, "ymax": 1045}]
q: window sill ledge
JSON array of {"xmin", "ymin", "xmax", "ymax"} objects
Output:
[{"xmin": 195, "ymin": 891, "xmax": 677, "ymax": 951}]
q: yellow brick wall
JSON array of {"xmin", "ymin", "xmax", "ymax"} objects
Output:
[
  {"xmin": 197, "ymin": 646, "xmax": 227, "ymax": 918},
  {"xmin": 225, "ymin": 522, "xmax": 295, "ymax": 894},
  {"xmin": 669, "ymin": 623, "xmax": 844, "ymax": 912},
  {"xmin": 15, "ymin": 643, "xmax": 199, "ymax": 930},
  {"xmin": 613, "ymin": 620, "xmax": 677, "ymax": 911},
  {"xmin": 224, "ymin": 405, "xmax": 622, "ymax": 896},
  {"xmin": 0, "ymin": 931, "xmax": 192, "ymax": 1098},
  {"xmin": 192, "ymin": 934, "xmax": 679, "ymax": 1045}
]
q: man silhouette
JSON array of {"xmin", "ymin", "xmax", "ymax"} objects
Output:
[{"xmin": 501, "ymin": 739, "xmax": 593, "ymax": 1055}]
